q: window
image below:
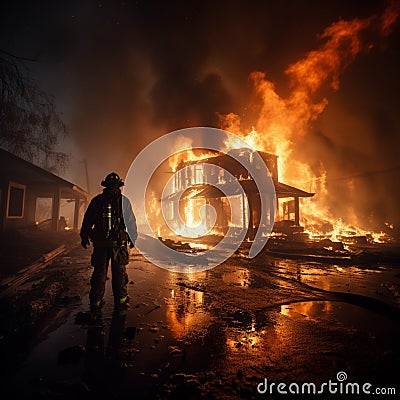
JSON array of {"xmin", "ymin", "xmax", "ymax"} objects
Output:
[
  {"xmin": 35, "ymin": 197, "xmax": 52, "ymax": 223},
  {"xmin": 7, "ymin": 182, "xmax": 26, "ymax": 218},
  {"xmin": 194, "ymin": 165, "xmax": 203, "ymax": 184}
]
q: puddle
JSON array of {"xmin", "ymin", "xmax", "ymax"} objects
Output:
[
  {"xmin": 272, "ymin": 259, "xmax": 400, "ymax": 303},
  {"xmin": 281, "ymin": 301, "xmax": 400, "ymax": 339}
]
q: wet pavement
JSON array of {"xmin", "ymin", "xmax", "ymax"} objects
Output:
[{"xmin": 5, "ymin": 249, "xmax": 400, "ymax": 399}]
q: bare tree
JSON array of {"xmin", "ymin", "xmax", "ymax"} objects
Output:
[{"xmin": 0, "ymin": 50, "xmax": 69, "ymax": 173}]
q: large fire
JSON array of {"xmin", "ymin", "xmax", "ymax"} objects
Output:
[
  {"xmin": 168, "ymin": 136, "xmax": 214, "ymax": 173},
  {"xmin": 217, "ymin": 2, "xmax": 399, "ymax": 243},
  {"xmin": 158, "ymin": 2, "xmax": 399, "ymax": 243}
]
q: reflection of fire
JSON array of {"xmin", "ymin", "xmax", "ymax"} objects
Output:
[
  {"xmin": 219, "ymin": 3, "xmax": 399, "ymax": 242},
  {"xmin": 166, "ymin": 273, "xmax": 210, "ymax": 339},
  {"xmin": 222, "ymin": 267, "xmax": 251, "ymax": 287},
  {"xmin": 281, "ymin": 301, "xmax": 332, "ymax": 321},
  {"xmin": 226, "ymin": 319, "xmax": 261, "ymax": 351}
]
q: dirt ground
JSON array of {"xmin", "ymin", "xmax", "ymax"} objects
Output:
[{"xmin": 1, "ymin": 242, "xmax": 399, "ymax": 399}]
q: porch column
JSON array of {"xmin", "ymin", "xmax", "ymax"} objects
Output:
[
  {"xmin": 247, "ymin": 194, "xmax": 255, "ymax": 240},
  {"xmin": 242, "ymin": 193, "xmax": 247, "ymax": 229},
  {"xmin": 73, "ymin": 197, "xmax": 80, "ymax": 229},
  {"xmin": 294, "ymin": 196, "xmax": 300, "ymax": 226},
  {"xmin": 52, "ymin": 187, "xmax": 61, "ymax": 231},
  {"xmin": 0, "ymin": 179, "xmax": 7, "ymax": 231},
  {"xmin": 276, "ymin": 196, "xmax": 280, "ymax": 220},
  {"xmin": 270, "ymin": 194, "xmax": 275, "ymax": 229}
]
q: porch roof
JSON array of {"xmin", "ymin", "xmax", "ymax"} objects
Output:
[
  {"xmin": 0, "ymin": 148, "xmax": 91, "ymax": 200},
  {"xmin": 163, "ymin": 179, "xmax": 314, "ymax": 202}
]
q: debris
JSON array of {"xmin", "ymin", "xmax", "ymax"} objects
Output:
[
  {"xmin": 168, "ymin": 346, "xmax": 185, "ymax": 357},
  {"xmin": 0, "ymin": 245, "xmax": 67, "ymax": 297},
  {"xmin": 144, "ymin": 304, "xmax": 161, "ymax": 315}
]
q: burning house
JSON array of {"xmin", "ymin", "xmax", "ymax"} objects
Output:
[{"xmin": 163, "ymin": 148, "xmax": 314, "ymax": 240}]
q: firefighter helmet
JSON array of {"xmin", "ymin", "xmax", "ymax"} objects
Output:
[{"xmin": 101, "ymin": 172, "xmax": 124, "ymax": 187}]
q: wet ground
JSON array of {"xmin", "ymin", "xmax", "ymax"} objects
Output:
[{"xmin": 4, "ymin": 247, "xmax": 400, "ymax": 399}]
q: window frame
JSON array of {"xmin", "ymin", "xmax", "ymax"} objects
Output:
[{"xmin": 6, "ymin": 181, "xmax": 26, "ymax": 219}]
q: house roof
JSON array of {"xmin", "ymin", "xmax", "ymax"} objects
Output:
[
  {"xmin": 182, "ymin": 149, "xmax": 277, "ymax": 166},
  {"xmin": 274, "ymin": 181, "xmax": 314, "ymax": 198},
  {"xmin": 163, "ymin": 179, "xmax": 313, "ymax": 202},
  {"xmin": 0, "ymin": 147, "xmax": 91, "ymax": 199}
]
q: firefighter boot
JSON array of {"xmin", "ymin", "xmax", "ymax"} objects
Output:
[
  {"xmin": 114, "ymin": 295, "xmax": 130, "ymax": 311},
  {"xmin": 90, "ymin": 298, "xmax": 105, "ymax": 314}
]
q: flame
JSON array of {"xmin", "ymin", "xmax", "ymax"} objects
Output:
[
  {"xmin": 144, "ymin": 189, "xmax": 162, "ymax": 236},
  {"xmin": 152, "ymin": 3, "xmax": 398, "ymax": 243},
  {"xmin": 175, "ymin": 197, "xmax": 210, "ymax": 238},
  {"xmin": 168, "ymin": 136, "xmax": 213, "ymax": 172},
  {"xmin": 220, "ymin": 3, "xmax": 399, "ymax": 242}
]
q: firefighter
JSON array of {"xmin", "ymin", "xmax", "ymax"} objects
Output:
[{"xmin": 80, "ymin": 172, "xmax": 137, "ymax": 312}]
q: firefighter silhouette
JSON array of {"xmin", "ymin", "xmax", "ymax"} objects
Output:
[{"xmin": 80, "ymin": 172, "xmax": 137, "ymax": 311}]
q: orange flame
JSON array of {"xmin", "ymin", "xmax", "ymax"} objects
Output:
[
  {"xmin": 168, "ymin": 136, "xmax": 214, "ymax": 172},
  {"xmin": 220, "ymin": 3, "xmax": 399, "ymax": 241}
]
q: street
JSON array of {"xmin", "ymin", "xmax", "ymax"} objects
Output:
[{"xmin": 6, "ymin": 246, "xmax": 400, "ymax": 399}]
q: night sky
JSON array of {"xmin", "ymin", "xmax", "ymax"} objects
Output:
[{"xmin": 1, "ymin": 0, "xmax": 399, "ymax": 232}]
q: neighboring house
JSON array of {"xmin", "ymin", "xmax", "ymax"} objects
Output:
[
  {"xmin": 0, "ymin": 148, "xmax": 91, "ymax": 232},
  {"xmin": 163, "ymin": 148, "xmax": 314, "ymax": 240}
]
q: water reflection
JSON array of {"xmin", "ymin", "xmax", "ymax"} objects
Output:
[
  {"xmin": 279, "ymin": 300, "xmax": 400, "ymax": 340},
  {"xmin": 281, "ymin": 301, "xmax": 332, "ymax": 321},
  {"xmin": 166, "ymin": 272, "xmax": 211, "ymax": 339},
  {"xmin": 272, "ymin": 260, "xmax": 334, "ymax": 290},
  {"xmin": 272, "ymin": 259, "xmax": 386, "ymax": 296},
  {"xmin": 222, "ymin": 267, "xmax": 251, "ymax": 287},
  {"xmin": 226, "ymin": 316, "xmax": 262, "ymax": 352}
]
